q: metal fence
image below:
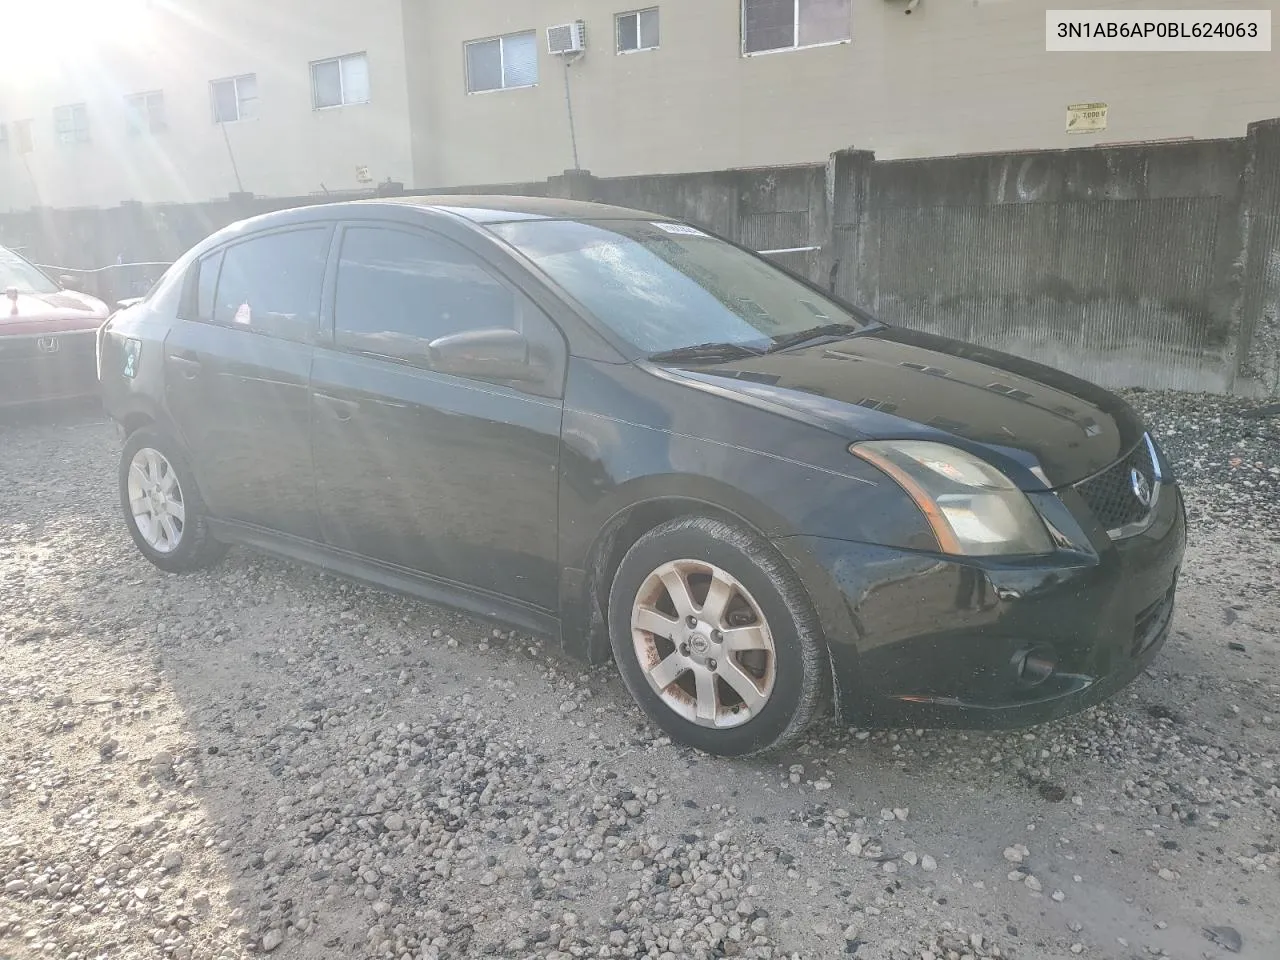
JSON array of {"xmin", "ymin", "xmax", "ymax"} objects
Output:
[{"xmin": 36, "ymin": 260, "xmax": 173, "ymax": 306}]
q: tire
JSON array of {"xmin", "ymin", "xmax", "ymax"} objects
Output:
[
  {"xmin": 607, "ymin": 516, "xmax": 829, "ymax": 757},
  {"xmin": 119, "ymin": 427, "xmax": 227, "ymax": 573}
]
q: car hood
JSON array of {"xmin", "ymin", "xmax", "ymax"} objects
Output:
[
  {"xmin": 0, "ymin": 290, "xmax": 109, "ymax": 336},
  {"xmin": 653, "ymin": 326, "xmax": 1146, "ymax": 490}
]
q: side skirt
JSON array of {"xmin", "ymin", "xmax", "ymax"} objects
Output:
[{"xmin": 206, "ymin": 518, "xmax": 562, "ymax": 639}]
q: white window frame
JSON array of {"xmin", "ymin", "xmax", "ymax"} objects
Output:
[
  {"xmin": 464, "ymin": 31, "xmax": 538, "ymax": 94},
  {"xmin": 125, "ymin": 91, "xmax": 167, "ymax": 135},
  {"xmin": 741, "ymin": 0, "xmax": 852, "ymax": 57},
  {"xmin": 210, "ymin": 74, "xmax": 258, "ymax": 124},
  {"xmin": 0, "ymin": 123, "xmax": 7, "ymax": 151},
  {"xmin": 616, "ymin": 7, "xmax": 660, "ymax": 54},
  {"xmin": 54, "ymin": 103, "xmax": 91, "ymax": 145},
  {"xmin": 310, "ymin": 52, "xmax": 371, "ymax": 110}
]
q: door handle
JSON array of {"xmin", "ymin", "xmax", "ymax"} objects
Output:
[
  {"xmin": 167, "ymin": 352, "xmax": 202, "ymax": 379},
  {"xmin": 313, "ymin": 392, "xmax": 359, "ymax": 422}
]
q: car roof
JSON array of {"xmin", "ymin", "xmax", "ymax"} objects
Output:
[
  {"xmin": 371, "ymin": 195, "xmax": 664, "ymax": 223},
  {"xmin": 216, "ymin": 195, "xmax": 667, "ymax": 240}
]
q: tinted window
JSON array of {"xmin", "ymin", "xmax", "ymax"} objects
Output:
[
  {"xmin": 334, "ymin": 227, "xmax": 516, "ymax": 361},
  {"xmin": 213, "ymin": 228, "xmax": 329, "ymax": 341}
]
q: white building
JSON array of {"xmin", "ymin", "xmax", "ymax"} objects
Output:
[{"xmin": 2, "ymin": 0, "xmax": 1278, "ymax": 209}]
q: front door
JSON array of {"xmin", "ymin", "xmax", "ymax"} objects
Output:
[
  {"xmin": 309, "ymin": 224, "xmax": 565, "ymax": 609},
  {"xmin": 163, "ymin": 226, "xmax": 332, "ymax": 541}
]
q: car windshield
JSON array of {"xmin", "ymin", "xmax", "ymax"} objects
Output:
[
  {"xmin": 0, "ymin": 246, "xmax": 59, "ymax": 295},
  {"xmin": 490, "ymin": 219, "xmax": 870, "ymax": 355}
]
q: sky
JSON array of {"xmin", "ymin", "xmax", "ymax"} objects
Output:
[{"xmin": 0, "ymin": 0, "xmax": 157, "ymax": 79}]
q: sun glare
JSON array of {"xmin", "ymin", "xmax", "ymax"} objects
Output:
[{"xmin": 1, "ymin": 0, "xmax": 153, "ymax": 72}]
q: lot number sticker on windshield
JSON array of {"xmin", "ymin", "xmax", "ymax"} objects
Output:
[{"xmin": 652, "ymin": 222, "xmax": 709, "ymax": 238}]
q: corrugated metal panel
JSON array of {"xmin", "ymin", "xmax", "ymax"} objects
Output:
[{"xmin": 739, "ymin": 211, "xmax": 810, "ymax": 252}]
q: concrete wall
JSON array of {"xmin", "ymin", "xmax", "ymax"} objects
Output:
[
  {"xmin": 406, "ymin": 0, "xmax": 1280, "ymax": 186},
  {"xmin": 0, "ymin": 0, "xmax": 415, "ymax": 209},
  {"xmin": 833, "ymin": 140, "xmax": 1251, "ymax": 394},
  {"xmin": 821, "ymin": 121, "xmax": 1277, "ymax": 397},
  {"xmin": 3, "ymin": 125, "xmax": 1277, "ymax": 398}
]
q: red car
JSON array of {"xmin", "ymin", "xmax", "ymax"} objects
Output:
[{"xmin": 0, "ymin": 245, "xmax": 110, "ymax": 409}]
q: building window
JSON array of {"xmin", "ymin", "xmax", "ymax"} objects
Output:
[
  {"xmin": 54, "ymin": 103, "xmax": 90, "ymax": 145},
  {"xmin": 311, "ymin": 53, "xmax": 370, "ymax": 109},
  {"xmin": 126, "ymin": 91, "xmax": 167, "ymax": 135},
  {"xmin": 211, "ymin": 74, "xmax": 259, "ymax": 123},
  {"xmin": 617, "ymin": 8, "xmax": 660, "ymax": 52},
  {"xmin": 742, "ymin": 0, "xmax": 850, "ymax": 55},
  {"xmin": 465, "ymin": 31, "xmax": 538, "ymax": 93}
]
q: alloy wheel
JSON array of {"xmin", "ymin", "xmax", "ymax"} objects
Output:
[
  {"xmin": 126, "ymin": 447, "xmax": 186, "ymax": 554},
  {"xmin": 630, "ymin": 559, "xmax": 777, "ymax": 728}
]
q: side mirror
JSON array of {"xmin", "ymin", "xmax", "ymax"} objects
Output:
[
  {"xmin": 426, "ymin": 327, "xmax": 537, "ymax": 382},
  {"xmin": 59, "ymin": 274, "xmax": 78, "ymax": 288}
]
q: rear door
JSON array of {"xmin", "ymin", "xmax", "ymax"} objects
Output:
[
  {"xmin": 163, "ymin": 225, "xmax": 332, "ymax": 540},
  {"xmin": 309, "ymin": 223, "xmax": 566, "ymax": 608}
]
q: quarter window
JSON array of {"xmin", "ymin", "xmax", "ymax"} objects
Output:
[
  {"xmin": 617, "ymin": 8, "xmax": 660, "ymax": 52},
  {"xmin": 311, "ymin": 53, "xmax": 371, "ymax": 109},
  {"xmin": 333, "ymin": 227, "xmax": 517, "ymax": 363},
  {"xmin": 211, "ymin": 74, "xmax": 259, "ymax": 123},
  {"xmin": 195, "ymin": 251, "xmax": 222, "ymax": 322},
  {"xmin": 126, "ymin": 91, "xmax": 167, "ymax": 135},
  {"xmin": 742, "ymin": 0, "xmax": 850, "ymax": 55},
  {"xmin": 212, "ymin": 228, "xmax": 330, "ymax": 342},
  {"xmin": 54, "ymin": 103, "xmax": 90, "ymax": 144},
  {"xmin": 465, "ymin": 31, "xmax": 538, "ymax": 93}
]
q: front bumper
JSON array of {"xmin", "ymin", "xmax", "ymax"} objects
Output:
[{"xmin": 775, "ymin": 481, "xmax": 1186, "ymax": 729}]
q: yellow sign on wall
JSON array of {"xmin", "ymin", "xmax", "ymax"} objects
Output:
[{"xmin": 1066, "ymin": 102, "xmax": 1108, "ymax": 134}]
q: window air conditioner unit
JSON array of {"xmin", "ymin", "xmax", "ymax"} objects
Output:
[{"xmin": 547, "ymin": 21, "xmax": 587, "ymax": 55}]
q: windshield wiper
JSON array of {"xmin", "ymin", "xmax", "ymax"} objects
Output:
[
  {"xmin": 766, "ymin": 322, "xmax": 863, "ymax": 353},
  {"xmin": 646, "ymin": 341, "xmax": 766, "ymax": 363}
]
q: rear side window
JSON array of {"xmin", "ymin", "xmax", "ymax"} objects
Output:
[
  {"xmin": 213, "ymin": 228, "xmax": 330, "ymax": 342},
  {"xmin": 333, "ymin": 226, "xmax": 516, "ymax": 361}
]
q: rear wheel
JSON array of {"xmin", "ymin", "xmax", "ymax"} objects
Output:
[
  {"xmin": 119, "ymin": 427, "xmax": 226, "ymax": 573},
  {"xmin": 608, "ymin": 516, "xmax": 828, "ymax": 756}
]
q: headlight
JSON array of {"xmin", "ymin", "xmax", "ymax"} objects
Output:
[{"xmin": 851, "ymin": 440, "xmax": 1053, "ymax": 556}]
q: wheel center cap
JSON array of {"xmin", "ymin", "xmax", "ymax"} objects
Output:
[{"xmin": 689, "ymin": 635, "xmax": 709, "ymax": 656}]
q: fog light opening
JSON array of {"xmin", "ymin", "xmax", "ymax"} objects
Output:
[{"xmin": 1013, "ymin": 646, "xmax": 1057, "ymax": 686}]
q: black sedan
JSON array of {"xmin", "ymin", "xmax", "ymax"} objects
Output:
[{"xmin": 98, "ymin": 197, "xmax": 1186, "ymax": 756}]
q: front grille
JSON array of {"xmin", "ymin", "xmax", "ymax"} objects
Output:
[
  {"xmin": 1073, "ymin": 437, "xmax": 1157, "ymax": 533},
  {"xmin": 0, "ymin": 333, "xmax": 97, "ymax": 404}
]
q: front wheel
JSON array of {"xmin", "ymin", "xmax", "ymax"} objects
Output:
[
  {"xmin": 119, "ymin": 427, "xmax": 226, "ymax": 573},
  {"xmin": 607, "ymin": 516, "xmax": 829, "ymax": 757}
]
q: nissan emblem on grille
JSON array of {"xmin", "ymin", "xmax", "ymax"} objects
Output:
[
  {"xmin": 1130, "ymin": 467, "xmax": 1153, "ymax": 507},
  {"xmin": 37, "ymin": 336, "xmax": 61, "ymax": 354},
  {"xmin": 1073, "ymin": 434, "xmax": 1159, "ymax": 535}
]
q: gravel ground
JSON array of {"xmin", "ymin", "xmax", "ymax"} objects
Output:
[{"xmin": 0, "ymin": 391, "xmax": 1277, "ymax": 960}]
